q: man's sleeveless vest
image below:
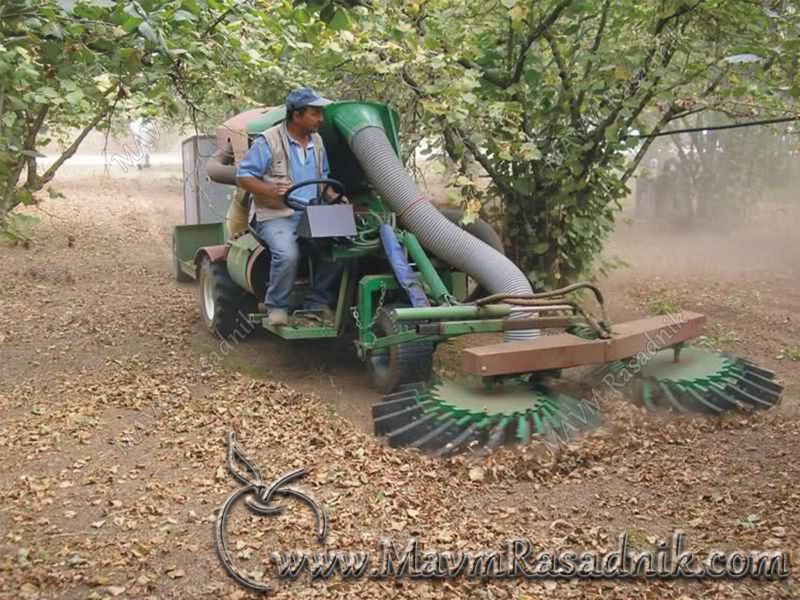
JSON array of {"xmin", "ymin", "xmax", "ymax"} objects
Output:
[{"xmin": 251, "ymin": 123, "xmax": 324, "ymax": 221}]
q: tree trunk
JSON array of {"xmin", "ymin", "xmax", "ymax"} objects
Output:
[{"xmin": 503, "ymin": 188, "xmax": 563, "ymax": 289}]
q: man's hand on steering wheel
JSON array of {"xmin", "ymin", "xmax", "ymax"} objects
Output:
[
  {"xmin": 282, "ymin": 178, "xmax": 347, "ymax": 210},
  {"xmin": 324, "ymin": 185, "xmax": 349, "ymax": 205}
]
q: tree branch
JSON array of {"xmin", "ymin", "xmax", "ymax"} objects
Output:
[
  {"xmin": 456, "ymin": 0, "xmax": 572, "ymax": 89},
  {"xmin": 39, "ymin": 108, "xmax": 110, "ymax": 188},
  {"xmin": 567, "ymin": 11, "xmax": 597, "ymax": 58},
  {"xmin": 0, "ymin": 83, "xmax": 5, "ymax": 139},
  {"xmin": 575, "ymin": 0, "xmax": 610, "ymax": 112},
  {"xmin": 516, "ymin": 89, "xmax": 533, "ymax": 137},
  {"xmin": 201, "ymin": 0, "xmax": 256, "ymax": 37},
  {"xmin": 456, "ymin": 58, "xmax": 509, "ymax": 88},
  {"xmin": 619, "ymin": 112, "xmax": 675, "ymax": 183},
  {"xmin": 592, "ymin": 15, "xmax": 687, "ymax": 148},
  {"xmin": 509, "ymin": 0, "xmax": 573, "ymax": 85},
  {"xmin": 544, "ymin": 31, "xmax": 581, "ymax": 130},
  {"xmin": 452, "ymin": 127, "xmax": 514, "ymax": 196},
  {"xmin": 400, "ymin": 65, "xmax": 425, "ymax": 96},
  {"xmin": 3, "ymin": 105, "xmax": 48, "ymax": 208},
  {"xmin": 619, "ymin": 104, "xmax": 710, "ymax": 183},
  {"xmin": 654, "ymin": 0, "xmax": 707, "ymax": 36}
]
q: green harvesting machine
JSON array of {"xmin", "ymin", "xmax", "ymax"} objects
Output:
[{"xmin": 173, "ymin": 101, "xmax": 783, "ymax": 455}]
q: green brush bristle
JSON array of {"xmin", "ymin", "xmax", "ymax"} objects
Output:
[
  {"xmin": 598, "ymin": 347, "xmax": 783, "ymax": 413},
  {"xmin": 373, "ymin": 376, "xmax": 597, "ymax": 454}
]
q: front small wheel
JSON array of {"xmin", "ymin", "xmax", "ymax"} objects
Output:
[
  {"xmin": 197, "ymin": 257, "xmax": 256, "ymax": 339},
  {"xmin": 367, "ymin": 305, "xmax": 434, "ymax": 394}
]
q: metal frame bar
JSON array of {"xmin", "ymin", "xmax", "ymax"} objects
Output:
[
  {"xmin": 361, "ymin": 316, "xmax": 578, "ymax": 351},
  {"xmin": 417, "ymin": 316, "xmax": 575, "ymax": 336},
  {"xmin": 392, "ymin": 304, "xmax": 574, "ymax": 321},
  {"xmin": 333, "ymin": 263, "xmax": 353, "ymax": 333},
  {"xmin": 402, "ymin": 232, "xmax": 451, "ymax": 304}
]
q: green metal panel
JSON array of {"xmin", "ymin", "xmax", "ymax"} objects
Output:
[
  {"xmin": 357, "ymin": 274, "xmax": 399, "ymax": 344},
  {"xmin": 260, "ymin": 322, "xmax": 339, "ymax": 339},
  {"xmin": 332, "ymin": 243, "xmax": 383, "ymax": 259},
  {"xmin": 333, "ymin": 265, "xmax": 353, "ymax": 333},
  {"xmin": 177, "ymin": 260, "xmax": 195, "ymax": 280},
  {"xmin": 446, "ymin": 271, "xmax": 468, "ymax": 302},
  {"xmin": 438, "ymin": 319, "xmax": 507, "ymax": 335},
  {"xmin": 174, "ymin": 223, "xmax": 225, "ymax": 263},
  {"xmin": 244, "ymin": 266, "xmax": 354, "ymax": 340},
  {"xmin": 327, "ymin": 102, "xmax": 401, "ymax": 150},
  {"xmin": 226, "ymin": 233, "xmax": 261, "ymax": 293},
  {"xmin": 361, "ymin": 318, "xmax": 536, "ymax": 351},
  {"xmin": 361, "ymin": 318, "xmax": 507, "ymax": 350}
]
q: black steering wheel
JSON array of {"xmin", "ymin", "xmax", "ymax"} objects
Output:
[{"xmin": 283, "ymin": 178, "xmax": 346, "ymax": 210}]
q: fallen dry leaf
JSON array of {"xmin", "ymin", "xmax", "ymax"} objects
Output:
[
  {"xmin": 468, "ymin": 466, "xmax": 485, "ymax": 482},
  {"xmin": 0, "ymin": 170, "xmax": 797, "ymax": 600}
]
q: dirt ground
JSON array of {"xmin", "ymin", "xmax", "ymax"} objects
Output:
[{"xmin": 1, "ymin": 166, "xmax": 798, "ymax": 599}]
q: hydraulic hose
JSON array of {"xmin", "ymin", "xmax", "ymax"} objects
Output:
[
  {"xmin": 379, "ymin": 224, "xmax": 430, "ymax": 308},
  {"xmin": 347, "ymin": 126, "xmax": 538, "ymax": 342}
]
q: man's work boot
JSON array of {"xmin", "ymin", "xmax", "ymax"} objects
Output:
[{"xmin": 267, "ymin": 308, "xmax": 289, "ymax": 327}]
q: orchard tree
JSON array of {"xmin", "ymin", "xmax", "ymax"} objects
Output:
[
  {"xmin": 307, "ymin": 0, "xmax": 799, "ymax": 286},
  {"xmin": 0, "ymin": 0, "xmax": 331, "ymax": 241}
]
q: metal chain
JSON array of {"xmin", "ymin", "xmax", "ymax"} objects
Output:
[
  {"xmin": 372, "ymin": 283, "xmax": 388, "ymax": 327},
  {"xmin": 350, "ymin": 283, "xmax": 388, "ymax": 331}
]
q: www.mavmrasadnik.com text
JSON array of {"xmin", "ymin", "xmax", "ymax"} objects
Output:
[{"xmin": 268, "ymin": 533, "xmax": 790, "ymax": 581}]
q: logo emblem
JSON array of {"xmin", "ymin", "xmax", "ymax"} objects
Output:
[{"xmin": 214, "ymin": 432, "xmax": 328, "ymax": 593}]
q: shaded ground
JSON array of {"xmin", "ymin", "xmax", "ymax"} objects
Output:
[{"xmin": 0, "ymin": 168, "xmax": 798, "ymax": 599}]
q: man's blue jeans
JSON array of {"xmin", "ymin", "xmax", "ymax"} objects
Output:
[{"xmin": 252, "ymin": 211, "xmax": 341, "ymax": 311}]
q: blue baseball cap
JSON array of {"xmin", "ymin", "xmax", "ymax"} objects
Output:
[{"xmin": 286, "ymin": 88, "xmax": 332, "ymax": 111}]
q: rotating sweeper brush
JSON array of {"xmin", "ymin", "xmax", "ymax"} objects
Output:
[
  {"xmin": 370, "ymin": 294, "xmax": 784, "ymax": 455},
  {"xmin": 373, "ymin": 377, "xmax": 598, "ymax": 456},
  {"xmin": 594, "ymin": 346, "xmax": 783, "ymax": 413}
]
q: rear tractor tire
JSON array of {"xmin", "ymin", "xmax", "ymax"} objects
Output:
[
  {"xmin": 367, "ymin": 305, "xmax": 434, "ymax": 394},
  {"xmin": 198, "ymin": 257, "xmax": 257, "ymax": 340}
]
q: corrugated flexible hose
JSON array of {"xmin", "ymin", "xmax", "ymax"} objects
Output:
[{"xmin": 349, "ymin": 126, "xmax": 538, "ymax": 342}]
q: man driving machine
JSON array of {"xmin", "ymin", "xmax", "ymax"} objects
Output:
[{"xmin": 236, "ymin": 88, "xmax": 345, "ymax": 327}]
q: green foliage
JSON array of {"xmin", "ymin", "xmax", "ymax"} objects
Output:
[
  {"xmin": 650, "ymin": 298, "xmax": 681, "ymax": 316},
  {"xmin": 0, "ymin": 0, "xmax": 332, "ymax": 227},
  {"xmin": 0, "ymin": 212, "xmax": 40, "ymax": 245},
  {"xmin": 697, "ymin": 324, "xmax": 741, "ymax": 351},
  {"xmin": 778, "ymin": 346, "xmax": 800, "ymax": 362},
  {"xmin": 307, "ymin": 0, "xmax": 799, "ymax": 286}
]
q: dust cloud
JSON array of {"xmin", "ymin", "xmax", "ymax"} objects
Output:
[{"xmin": 608, "ymin": 125, "xmax": 799, "ymax": 283}]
